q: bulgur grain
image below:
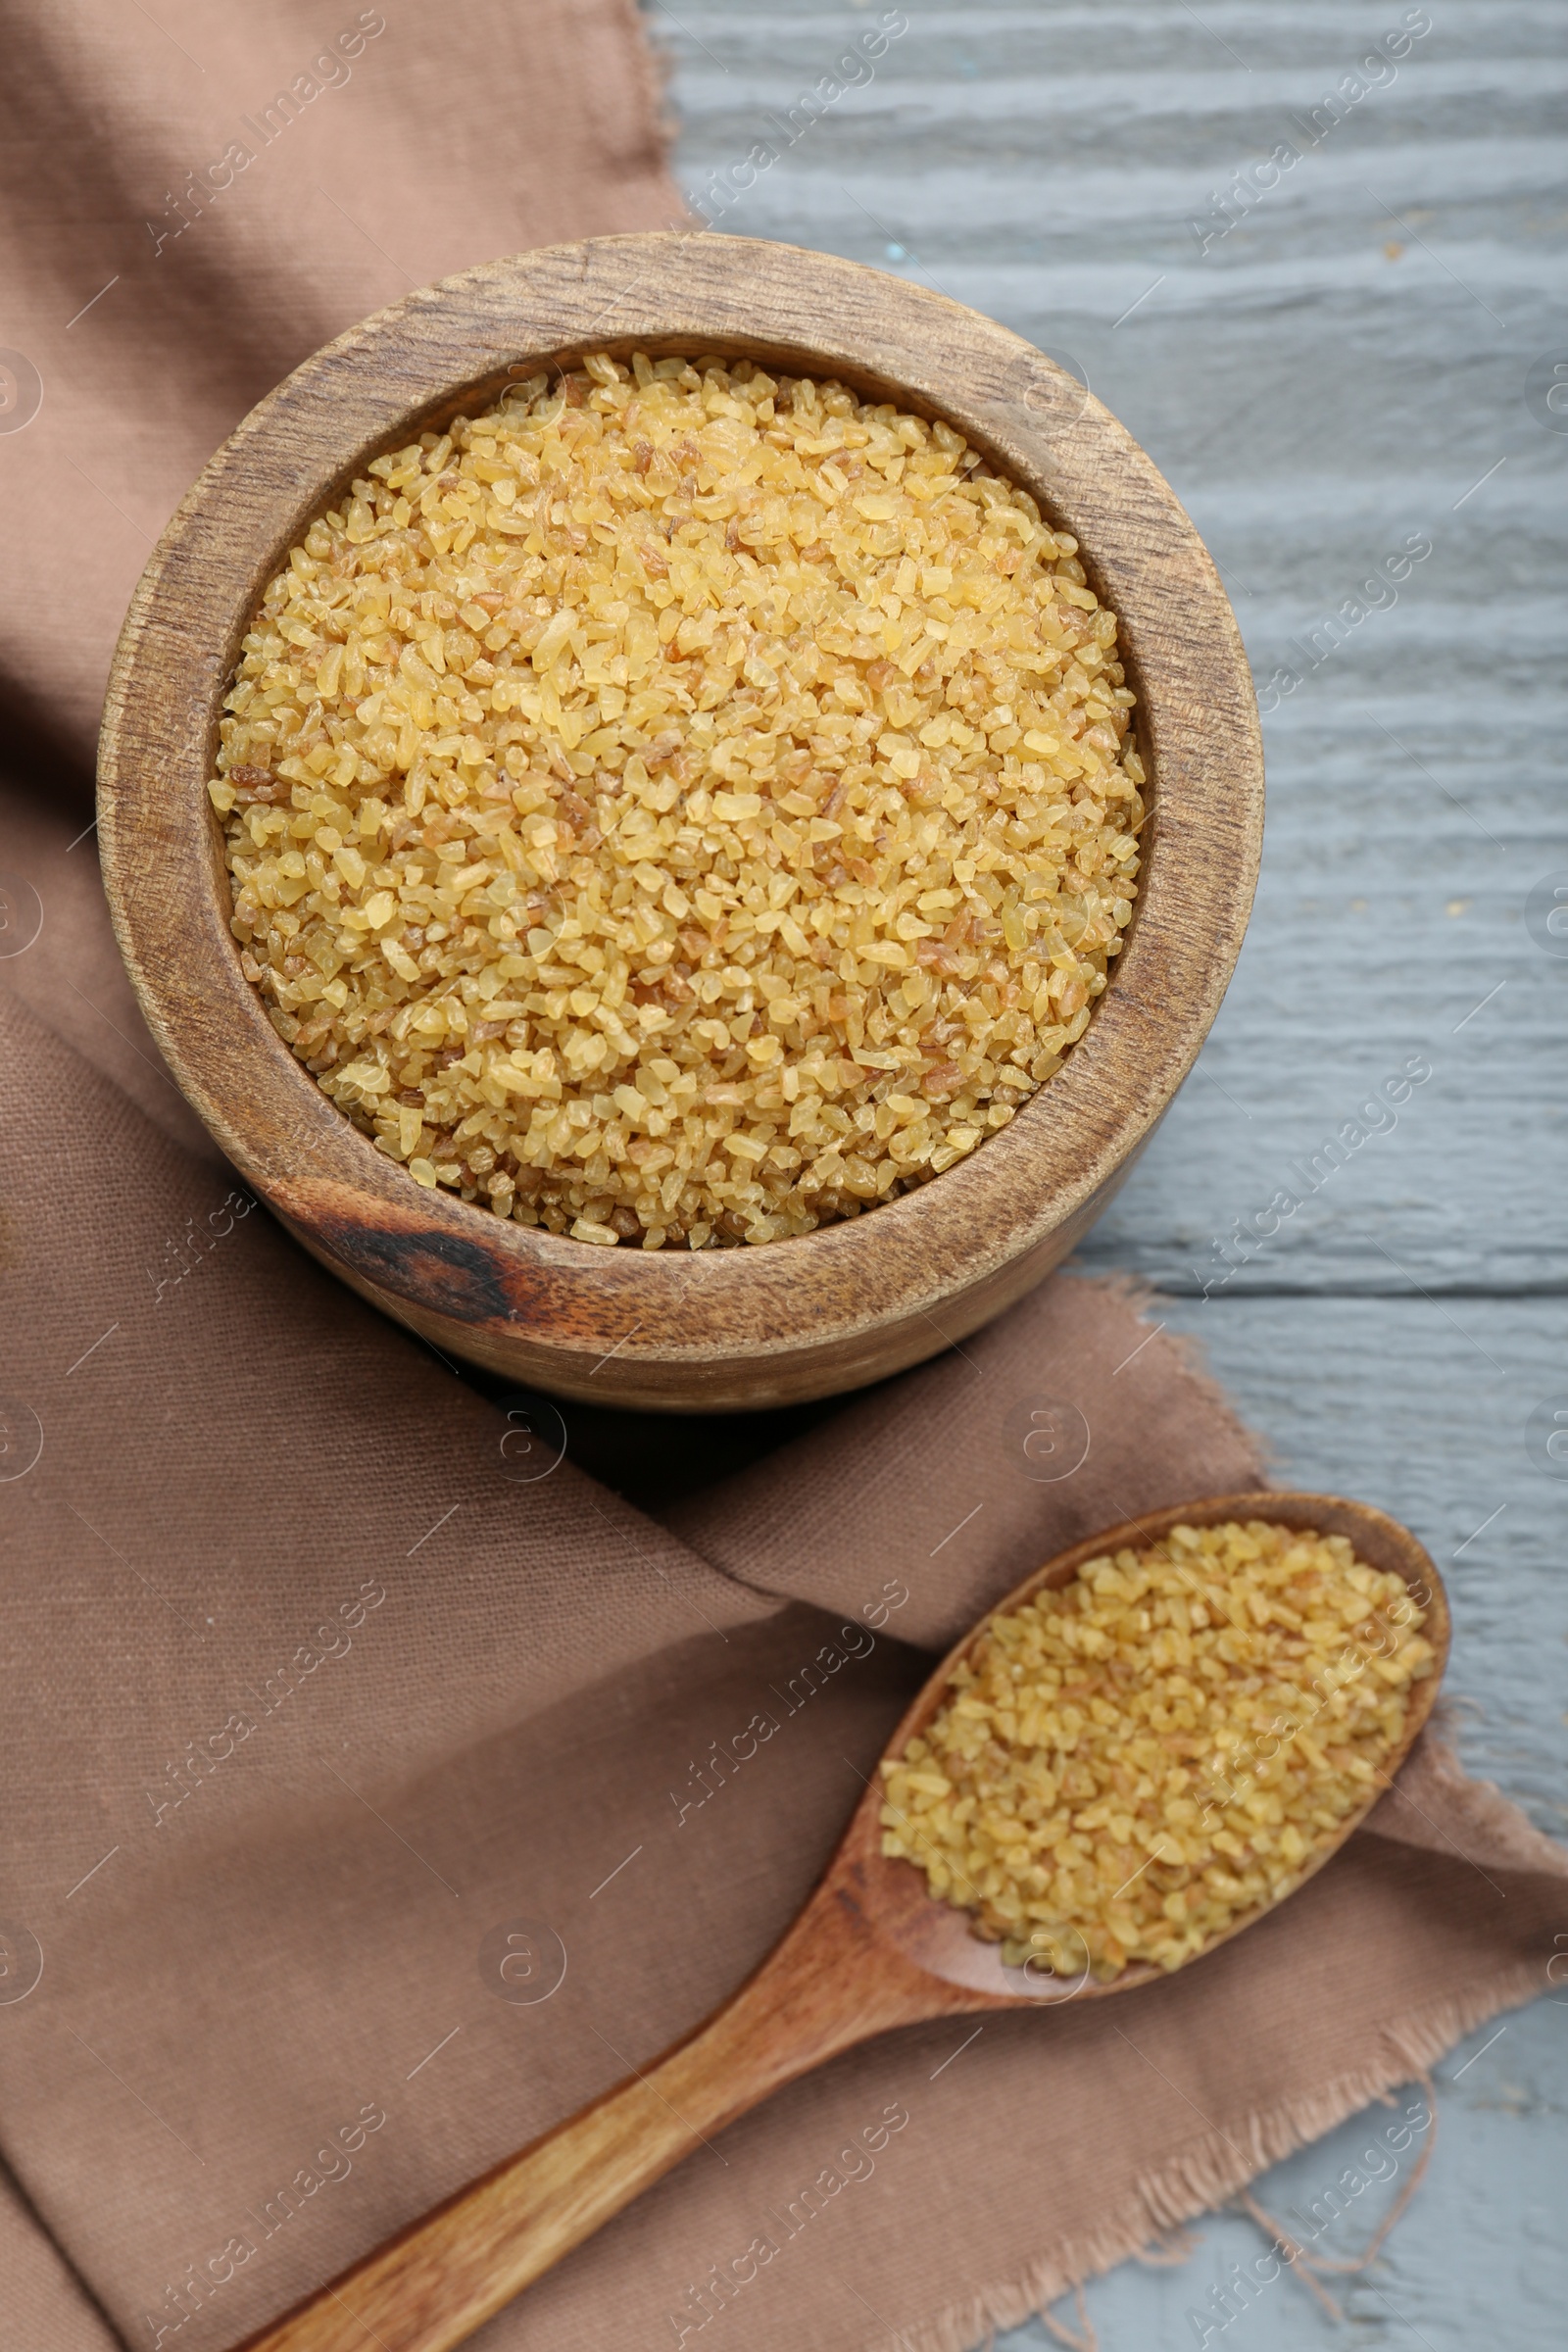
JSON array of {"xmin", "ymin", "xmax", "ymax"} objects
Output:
[
  {"xmin": 211, "ymin": 352, "xmax": 1144, "ymax": 1248},
  {"xmin": 880, "ymin": 1520, "xmax": 1433, "ymax": 1980}
]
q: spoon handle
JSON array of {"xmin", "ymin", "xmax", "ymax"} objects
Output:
[{"xmin": 232, "ymin": 1883, "xmax": 927, "ymax": 2352}]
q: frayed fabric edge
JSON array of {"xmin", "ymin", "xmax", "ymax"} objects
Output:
[
  {"xmin": 847, "ymin": 1961, "xmax": 1547, "ymax": 2352},
  {"xmin": 622, "ymin": 0, "xmax": 702, "ymax": 215}
]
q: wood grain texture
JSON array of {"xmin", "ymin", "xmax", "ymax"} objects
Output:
[
  {"xmin": 96, "ymin": 233, "xmax": 1263, "ymax": 1411},
  {"xmin": 655, "ymin": 4, "xmax": 1567, "ymax": 2338},
  {"xmin": 231, "ymin": 1493, "xmax": 1444, "ymax": 2352}
]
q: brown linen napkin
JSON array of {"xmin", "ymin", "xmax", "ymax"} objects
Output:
[
  {"xmin": 3, "ymin": 10, "xmax": 1565, "ymax": 2352},
  {"xmin": 3, "ymin": 857, "xmax": 1565, "ymax": 2352},
  {"xmin": 0, "ymin": 0, "xmax": 680, "ymax": 787}
]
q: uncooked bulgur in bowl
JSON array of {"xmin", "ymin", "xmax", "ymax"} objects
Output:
[
  {"xmin": 99, "ymin": 236, "xmax": 1264, "ymax": 1410},
  {"xmin": 212, "ymin": 352, "xmax": 1145, "ymax": 1253}
]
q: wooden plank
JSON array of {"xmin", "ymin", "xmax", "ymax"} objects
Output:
[
  {"xmin": 659, "ymin": 0, "xmax": 1568, "ymax": 1298},
  {"xmin": 657, "ymin": 3, "xmax": 1568, "ymax": 2345}
]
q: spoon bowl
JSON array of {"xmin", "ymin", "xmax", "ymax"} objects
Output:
[
  {"xmin": 236, "ymin": 1493, "xmax": 1446, "ymax": 2352},
  {"xmin": 840, "ymin": 1488, "xmax": 1447, "ymax": 2006}
]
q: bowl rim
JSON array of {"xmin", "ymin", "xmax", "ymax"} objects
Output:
[{"xmin": 98, "ymin": 231, "xmax": 1263, "ymax": 1385}]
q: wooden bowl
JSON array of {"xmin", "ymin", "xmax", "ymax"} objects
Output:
[{"xmin": 98, "ymin": 235, "xmax": 1263, "ymax": 1412}]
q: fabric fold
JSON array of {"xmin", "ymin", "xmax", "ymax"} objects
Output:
[{"xmin": 661, "ymin": 1271, "xmax": 1264, "ymax": 1646}]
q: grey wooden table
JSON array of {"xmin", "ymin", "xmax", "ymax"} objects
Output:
[{"xmin": 652, "ymin": 1, "xmax": 1568, "ymax": 2342}]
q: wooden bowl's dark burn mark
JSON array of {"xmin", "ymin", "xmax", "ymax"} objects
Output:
[{"xmin": 314, "ymin": 1218, "xmax": 520, "ymax": 1328}]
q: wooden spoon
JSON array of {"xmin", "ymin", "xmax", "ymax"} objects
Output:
[{"xmin": 235, "ymin": 1492, "xmax": 1446, "ymax": 2352}]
